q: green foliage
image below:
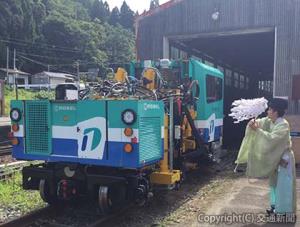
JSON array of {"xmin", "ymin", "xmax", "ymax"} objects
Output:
[
  {"xmin": 90, "ymin": 0, "xmax": 110, "ymax": 21},
  {"xmin": 0, "ymin": 172, "xmax": 45, "ymax": 216},
  {"xmin": 4, "ymin": 86, "xmax": 35, "ymax": 115},
  {"xmin": 109, "ymin": 7, "xmax": 120, "ymax": 26},
  {"xmin": 105, "ymin": 24, "xmax": 135, "ymax": 64},
  {"xmin": 34, "ymin": 90, "xmax": 55, "ymax": 100},
  {"xmin": 4, "ymin": 85, "xmax": 55, "ymax": 116},
  {"xmin": 119, "ymin": 1, "xmax": 135, "ymax": 31},
  {"xmin": 0, "ymin": 0, "xmax": 135, "ymax": 75}
]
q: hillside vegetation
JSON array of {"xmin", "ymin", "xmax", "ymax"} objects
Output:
[{"xmin": 0, "ymin": 0, "xmax": 136, "ymax": 75}]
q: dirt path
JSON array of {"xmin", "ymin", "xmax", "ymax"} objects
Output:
[
  {"xmin": 105, "ymin": 164, "xmax": 299, "ymax": 227},
  {"xmin": 186, "ymin": 173, "xmax": 300, "ymax": 227},
  {"xmin": 103, "ymin": 165, "xmax": 242, "ymax": 227}
]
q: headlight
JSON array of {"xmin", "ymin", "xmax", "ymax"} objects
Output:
[
  {"xmin": 10, "ymin": 108, "xmax": 21, "ymax": 122},
  {"xmin": 121, "ymin": 109, "xmax": 136, "ymax": 125}
]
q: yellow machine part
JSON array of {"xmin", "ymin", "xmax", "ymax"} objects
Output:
[
  {"xmin": 114, "ymin": 67, "xmax": 127, "ymax": 82},
  {"xmin": 143, "ymin": 68, "xmax": 156, "ymax": 90},
  {"xmin": 150, "ymin": 170, "xmax": 181, "ymax": 185},
  {"xmin": 182, "ymin": 107, "xmax": 197, "ymax": 153},
  {"xmin": 150, "ymin": 114, "xmax": 181, "ymax": 185},
  {"xmin": 183, "ymin": 138, "xmax": 196, "ymax": 150},
  {"xmin": 160, "ymin": 113, "xmax": 169, "ymax": 173}
]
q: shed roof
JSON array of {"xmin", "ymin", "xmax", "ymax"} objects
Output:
[
  {"xmin": 34, "ymin": 71, "xmax": 76, "ymax": 79},
  {"xmin": 0, "ymin": 68, "xmax": 30, "ymax": 76}
]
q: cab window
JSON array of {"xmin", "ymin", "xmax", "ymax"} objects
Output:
[{"xmin": 206, "ymin": 75, "xmax": 223, "ymax": 103}]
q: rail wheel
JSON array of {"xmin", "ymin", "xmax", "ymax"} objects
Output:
[
  {"xmin": 98, "ymin": 185, "xmax": 126, "ymax": 214},
  {"xmin": 39, "ymin": 179, "xmax": 58, "ymax": 205}
]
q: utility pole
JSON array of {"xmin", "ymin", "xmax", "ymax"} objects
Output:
[
  {"xmin": 13, "ymin": 48, "xmax": 16, "ymax": 89},
  {"xmin": 6, "ymin": 47, "xmax": 9, "ymax": 82},
  {"xmin": 13, "ymin": 49, "xmax": 16, "ymax": 70},
  {"xmin": 48, "ymin": 65, "xmax": 50, "ymax": 72},
  {"xmin": 13, "ymin": 49, "xmax": 18, "ymax": 100},
  {"xmin": 76, "ymin": 60, "xmax": 80, "ymax": 88}
]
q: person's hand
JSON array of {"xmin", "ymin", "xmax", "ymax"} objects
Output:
[{"xmin": 248, "ymin": 119, "xmax": 259, "ymax": 130}]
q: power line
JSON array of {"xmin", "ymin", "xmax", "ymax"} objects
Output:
[
  {"xmin": 17, "ymin": 52, "xmax": 96, "ymax": 69},
  {"xmin": 49, "ymin": 59, "xmax": 101, "ymax": 67},
  {"xmin": 17, "ymin": 54, "xmax": 76, "ymax": 75},
  {"xmin": 6, "ymin": 37, "xmax": 82, "ymax": 52},
  {"xmin": 0, "ymin": 39, "xmax": 82, "ymax": 53},
  {"xmin": 17, "ymin": 51, "xmax": 77, "ymax": 63},
  {"xmin": 47, "ymin": 65, "xmax": 76, "ymax": 75},
  {"xmin": 17, "ymin": 54, "xmax": 48, "ymax": 67}
]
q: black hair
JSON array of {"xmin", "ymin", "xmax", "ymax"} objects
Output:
[{"xmin": 268, "ymin": 98, "xmax": 288, "ymax": 117}]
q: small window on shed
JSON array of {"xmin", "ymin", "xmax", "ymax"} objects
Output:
[
  {"xmin": 225, "ymin": 69, "xmax": 232, "ymax": 86},
  {"xmin": 245, "ymin": 77, "xmax": 249, "ymax": 90},
  {"xmin": 240, "ymin": 75, "xmax": 245, "ymax": 89},
  {"xmin": 206, "ymin": 75, "xmax": 223, "ymax": 103},
  {"xmin": 234, "ymin": 72, "xmax": 239, "ymax": 88}
]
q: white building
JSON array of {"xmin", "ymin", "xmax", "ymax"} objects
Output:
[
  {"xmin": 32, "ymin": 71, "xmax": 75, "ymax": 88},
  {"xmin": 0, "ymin": 68, "xmax": 31, "ymax": 88}
]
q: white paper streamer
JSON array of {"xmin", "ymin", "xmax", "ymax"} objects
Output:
[{"xmin": 229, "ymin": 97, "xmax": 268, "ymax": 123}]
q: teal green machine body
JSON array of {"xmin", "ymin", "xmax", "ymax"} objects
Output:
[{"xmin": 130, "ymin": 58, "xmax": 224, "ymax": 143}]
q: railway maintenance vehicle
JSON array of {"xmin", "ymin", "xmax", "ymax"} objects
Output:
[{"xmin": 9, "ymin": 58, "xmax": 223, "ymax": 213}]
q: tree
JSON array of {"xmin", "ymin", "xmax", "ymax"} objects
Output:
[
  {"xmin": 119, "ymin": 1, "xmax": 134, "ymax": 30},
  {"xmin": 103, "ymin": 1, "xmax": 110, "ymax": 16},
  {"xmin": 109, "ymin": 7, "xmax": 120, "ymax": 26},
  {"xmin": 0, "ymin": 0, "xmax": 136, "ymax": 75},
  {"xmin": 90, "ymin": 0, "xmax": 110, "ymax": 21},
  {"xmin": 104, "ymin": 24, "xmax": 135, "ymax": 64},
  {"xmin": 150, "ymin": 0, "xmax": 159, "ymax": 10}
]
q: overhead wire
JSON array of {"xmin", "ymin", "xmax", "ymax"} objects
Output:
[
  {"xmin": 17, "ymin": 51, "xmax": 78, "ymax": 62},
  {"xmin": 16, "ymin": 52, "xmax": 95, "ymax": 71},
  {"xmin": 4, "ymin": 37, "xmax": 82, "ymax": 52},
  {"xmin": 0, "ymin": 38, "xmax": 82, "ymax": 53},
  {"xmin": 17, "ymin": 53, "xmax": 78, "ymax": 75},
  {"xmin": 17, "ymin": 54, "xmax": 49, "ymax": 67},
  {"xmin": 16, "ymin": 51, "xmax": 97, "ymax": 67}
]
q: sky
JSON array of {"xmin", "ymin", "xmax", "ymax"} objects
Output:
[{"xmin": 107, "ymin": 0, "xmax": 169, "ymax": 13}]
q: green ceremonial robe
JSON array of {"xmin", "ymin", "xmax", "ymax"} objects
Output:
[{"xmin": 235, "ymin": 117, "xmax": 296, "ymax": 213}]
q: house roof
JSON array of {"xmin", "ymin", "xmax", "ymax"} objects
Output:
[
  {"xmin": 0, "ymin": 68, "xmax": 30, "ymax": 76},
  {"xmin": 34, "ymin": 71, "xmax": 76, "ymax": 80}
]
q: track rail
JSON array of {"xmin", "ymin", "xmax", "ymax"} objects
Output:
[
  {"xmin": 88, "ymin": 205, "xmax": 134, "ymax": 227},
  {"xmin": 0, "ymin": 148, "xmax": 11, "ymax": 157},
  {"xmin": 0, "ymin": 161, "xmax": 28, "ymax": 180},
  {"xmin": 0, "ymin": 141, "xmax": 12, "ymax": 157},
  {"xmin": 1, "ymin": 204, "xmax": 133, "ymax": 227},
  {"xmin": 0, "ymin": 206, "xmax": 53, "ymax": 227}
]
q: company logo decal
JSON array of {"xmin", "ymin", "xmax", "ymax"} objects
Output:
[
  {"xmin": 81, "ymin": 128, "xmax": 101, "ymax": 152},
  {"xmin": 144, "ymin": 103, "xmax": 160, "ymax": 111}
]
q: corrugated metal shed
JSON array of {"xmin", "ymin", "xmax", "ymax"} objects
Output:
[{"xmin": 136, "ymin": 0, "xmax": 300, "ymax": 113}]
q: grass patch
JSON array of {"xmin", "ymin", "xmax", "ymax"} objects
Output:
[
  {"xmin": 4, "ymin": 86, "xmax": 55, "ymax": 116},
  {"xmin": 0, "ymin": 172, "xmax": 45, "ymax": 215}
]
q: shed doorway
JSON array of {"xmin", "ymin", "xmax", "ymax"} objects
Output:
[{"xmin": 167, "ymin": 28, "xmax": 276, "ymax": 148}]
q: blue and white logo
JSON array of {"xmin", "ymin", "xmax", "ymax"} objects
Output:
[
  {"xmin": 81, "ymin": 128, "xmax": 101, "ymax": 152},
  {"xmin": 78, "ymin": 117, "xmax": 106, "ymax": 159}
]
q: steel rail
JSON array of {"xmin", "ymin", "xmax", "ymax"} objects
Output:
[
  {"xmin": 0, "ymin": 206, "xmax": 54, "ymax": 227},
  {"xmin": 1, "ymin": 204, "xmax": 133, "ymax": 227}
]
